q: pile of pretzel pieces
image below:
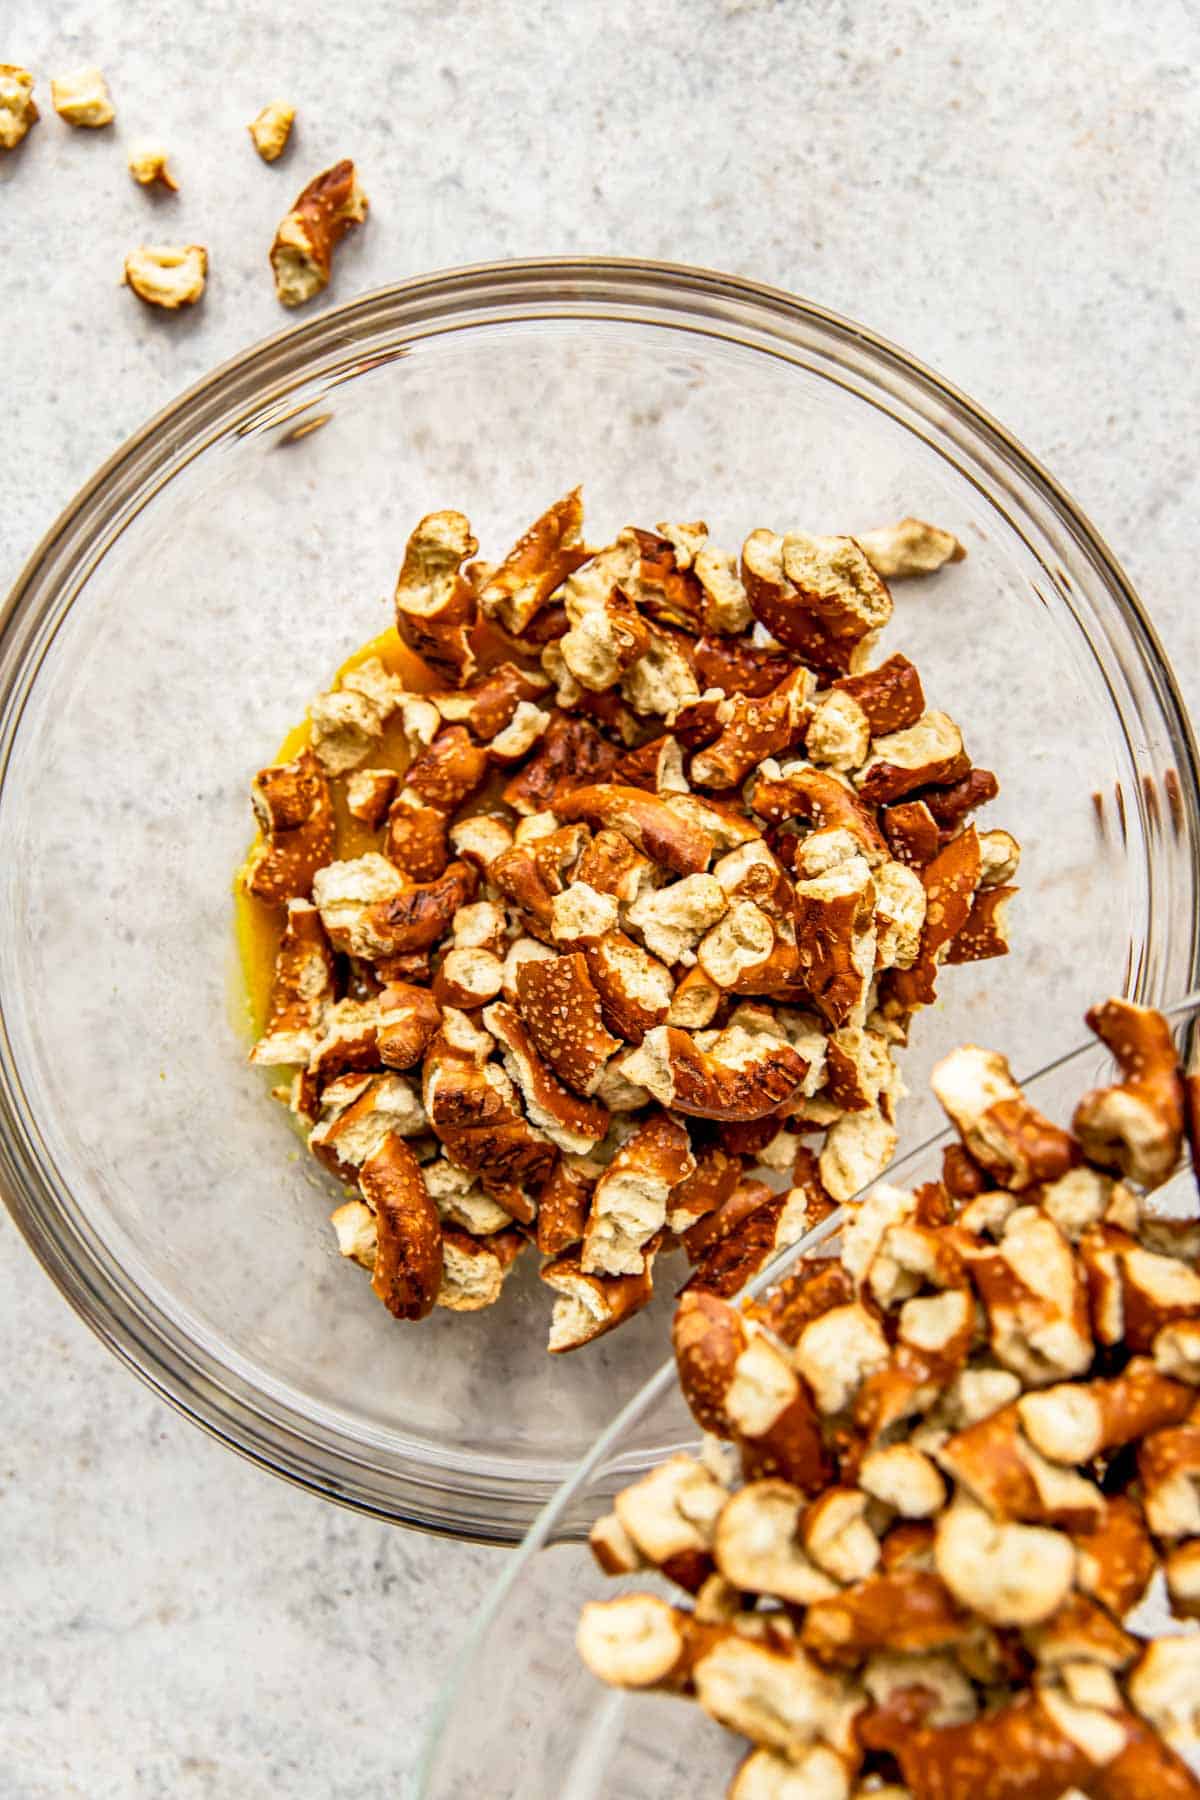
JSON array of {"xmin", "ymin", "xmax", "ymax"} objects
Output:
[
  {"xmin": 241, "ymin": 491, "xmax": 1022, "ymax": 1350},
  {"xmin": 578, "ymin": 997, "xmax": 1200, "ymax": 1799},
  {"xmin": 0, "ymin": 64, "xmax": 365, "ymax": 311}
]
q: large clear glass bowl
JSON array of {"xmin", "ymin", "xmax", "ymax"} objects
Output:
[
  {"xmin": 0, "ymin": 259, "xmax": 1196, "ymax": 1542},
  {"xmin": 420, "ymin": 1003, "xmax": 1200, "ymax": 1796}
]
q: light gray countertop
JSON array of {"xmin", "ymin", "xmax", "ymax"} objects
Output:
[{"xmin": 2, "ymin": 2, "xmax": 1198, "ymax": 1795}]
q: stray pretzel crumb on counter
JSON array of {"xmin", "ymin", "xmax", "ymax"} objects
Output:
[
  {"xmin": 123, "ymin": 244, "xmax": 208, "ymax": 310},
  {"xmin": 0, "ymin": 65, "xmax": 38, "ymax": 149},
  {"xmin": 50, "ymin": 66, "xmax": 114, "ymax": 127}
]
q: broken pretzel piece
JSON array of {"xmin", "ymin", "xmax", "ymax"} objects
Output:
[
  {"xmin": 667, "ymin": 1144, "xmax": 745, "ymax": 1235},
  {"xmin": 577, "ymin": 993, "xmax": 1200, "ymax": 1792},
  {"xmin": 1138, "ymin": 1408, "xmax": 1200, "ymax": 1541},
  {"xmin": 714, "ymin": 1480, "xmax": 838, "ymax": 1605},
  {"xmin": 555, "ymin": 783, "xmax": 715, "ymax": 877},
  {"xmin": 271, "ymin": 158, "xmax": 367, "ymax": 308},
  {"xmin": 359, "ymin": 1133, "xmax": 442, "ymax": 1321},
  {"xmin": 620, "ymin": 1024, "xmax": 808, "ymax": 1123},
  {"xmin": 673, "ymin": 1290, "xmax": 829, "ymax": 1493},
  {"xmin": 561, "ymin": 573, "xmax": 650, "ymax": 693},
  {"xmin": 124, "ymin": 244, "xmax": 207, "ymax": 311},
  {"xmin": 249, "ymin": 100, "xmax": 295, "ymax": 162},
  {"xmin": 945, "ymin": 882, "xmax": 1016, "ymax": 963},
  {"xmin": 881, "ymin": 796, "xmax": 941, "ymax": 868},
  {"xmin": 1073, "ymin": 998, "xmax": 1186, "ymax": 1189},
  {"xmin": 421, "ymin": 1012, "xmax": 554, "ymax": 1209},
  {"xmin": 385, "ymin": 797, "xmax": 449, "ymax": 882},
  {"xmin": 934, "ymin": 1498, "xmax": 1075, "ymax": 1627},
  {"xmin": 483, "ymin": 1000, "xmax": 610, "ymax": 1155},
  {"xmin": 431, "ymin": 946, "xmax": 503, "ymax": 1010},
  {"xmin": 856, "ymin": 516, "xmax": 966, "ymax": 581},
  {"xmin": 803, "ymin": 687, "xmax": 870, "ymax": 774},
  {"xmin": 0, "ymin": 65, "xmax": 38, "ymax": 150},
  {"xmin": 405, "ymin": 725, "xmax": 491, "ymax": 814},
  {"xmin": 313, "ymin": 853, "xmax": 476, "ymax": 959},
  {"xmin": 479, "ymin": 488, "xmax": 591, "ymax": 637},
  {"xmin": 308, "ymin": 658, "xmax": 407, "ymax": 775},
  {"xmin": 689, "ymin": 669, "xmax": 814, "ymax": 791},
  {"xmin": 345, "ymin": 768, "xmax": 398, "ymax": 829},
  {"xmin": 754, "ymin": 763, "xmax": 888, "ymax": 867},
  {"xmin": 790, "ymin": 855, "xmax": 877, "ymax": 1029},
  {"xmin": 542, "ymin": 1242, "xmax": 659, "ymax": 1352},
  {"xmin": 742, "ymin": 529, "xmax": 892, "ymax": 675},
  {"xmin": 625, "ymin": 873, "xmax": 727, "ymax": 967},
  {"xmin": 801, "ymin": 1568, "xmax": 970, "ymax": 1665},
  {"xmin": 243, "ymin": 485, "xmax": 1026, "ymax": 1368},
  {"xmin": 534, "ymin": 1158, "xmax": 593, "ymax": 1257},
  {"xmin": 858, "ymin": 1688, "xmax": 1086, "ymax": 1800},
  {"xmin": 250, "ymin": 899, "xmax": 336, "ymax": 1066},
  {"xmin": 583, "ymin": 930, "xmax": 674, "ymax": 1044},
  {"xmin": 437, "ymin": 1225, "xmax": 524, "ymax": 1312},
  {"xmin": 503, "ymin": 712, "xmax": 618, "ymax": 815},
  {"xmin": 882, "ymin": 826, "xmax": 981, "ymax": 1014},
  {"xmin": 691, "ymin": 632, "xmax": 797, "ymax": 698},
  {"xmin": 307, "ymin": 1070, "xmax": 425, "ymax": 1182},
  {"xmin": 829, "ymin": 651, "xmax": 926, "ymax": 738},
  {"xmin": 681, "ymin": 1180, "xmax": 807, "ymax": 1299},
  {"xmin": 962, "ymin": 1206, "xmax": 1093, "ymax": 1386},
  {"xmin": 855, "ymin": 711, "xmax": 970, "ymax": 807},
  {"xmin": 51, "ymin": 66, "xmax": 114, "ymax": 127},
  {"xmin": 376, "ymin": 982, "xmax": 442, "ymax": 1070},
  {"xmin": 581, "ymin": 1110, "xmax": 694, "ymax": 1276},
  {"xmin": 575, "ymin": 1592, "xmax": 719, "ymax": 1692},
  {"xmin": 1017, "ymin": 1358, "xmax": 1193, "ymax": 1465},
  {"xmin": 393, "ymin": 510, "xmax": 479, "ymax": 688},
  {"xmin": 243, "ymin": 747, "xmax": 335, "ymax": 903},
  {"xmin": 936, "ymin": 1402, "xmax": 1104, "ymax": 1530},
  {"xmin": 611, "ymin": 1453, "xmax": 727, "ymax": 1593},
  {"xmin": 127, "ymin": 143, "xmax": 178, "ymax": 191},
  {"xmin": 434, "ymin": 662, "xmax": 550, "ymax": 743}
]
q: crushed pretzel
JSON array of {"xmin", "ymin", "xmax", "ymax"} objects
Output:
[
  {"xmin": 0, "ymin": 65, "xmax": 38, "ymax": 150},
  {"xmin": 51, "ymin": 66, "xmax": 113, "ymax": 127},
  {"xmin": 270, "ymin": 159, "xmax": 367, "ymax": 307},
  {"xmin": 856, "ymin": 516, "xmax": 967, "ymax": 581},
  {"xmin": 127, "ymin": 143, "xmax": 178, "ymax": 191},
  {"xmin": 123, "ymin": 244, "xmax": 207, "ymax": 310},
  {"xmin": 249, "ymin": 100, "xmax": 295, "ymax": 162}
]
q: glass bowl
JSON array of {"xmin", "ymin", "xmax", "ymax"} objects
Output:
[
  {"xmin": 420, "ymin": 1000, "xmax": 1200, "ymax": 1796},
  {"xmin": 0, "ymin": 259, "xmax": 1196, "ymax": 1543}
]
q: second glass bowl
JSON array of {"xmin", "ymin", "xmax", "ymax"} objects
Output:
[
  {"xmin": 0, "ymin": 259, "xmax": 1196, "ymax": 1541},
  {"xmin": 420, "ymin": 1003, "xmax": 1200, "ymax": 1795}
]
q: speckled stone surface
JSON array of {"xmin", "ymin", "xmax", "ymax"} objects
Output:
[{"xmin": 2, "ymin": 2, "xmax": 1198, "ymax": 1794}]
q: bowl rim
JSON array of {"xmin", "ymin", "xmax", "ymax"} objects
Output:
[{"xmin": 2, "ymin": 254, "xmax": 1198, "ymax": 1541}]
